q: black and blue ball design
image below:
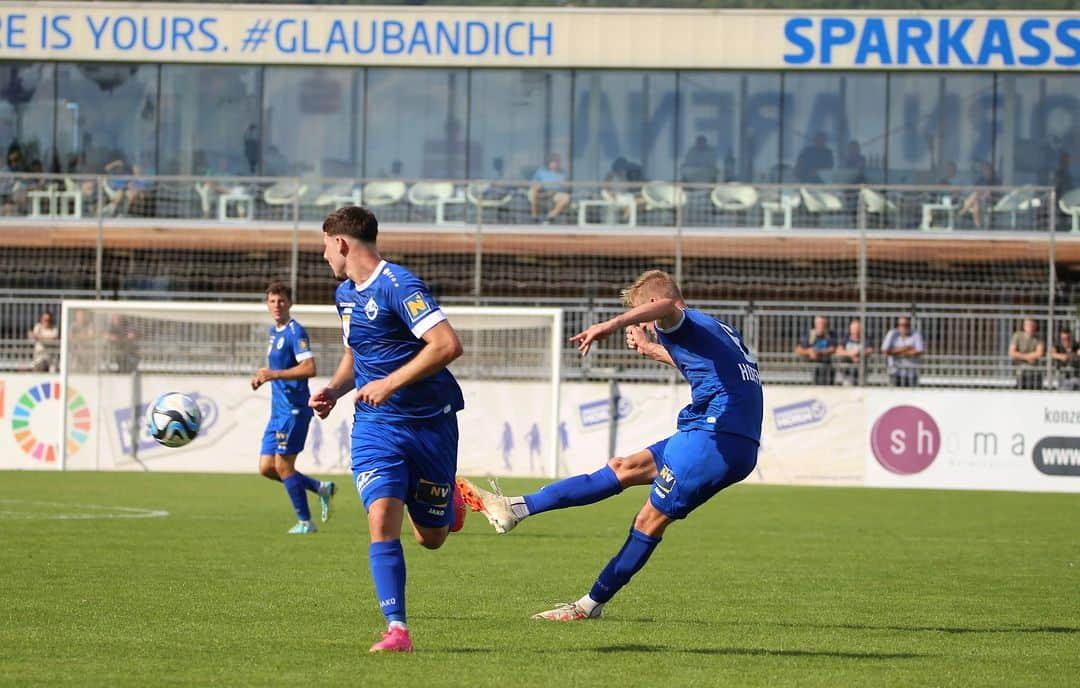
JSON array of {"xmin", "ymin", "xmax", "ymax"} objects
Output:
[{"xmin": 146, "ymin": 392, "xmax": 203, "ymax": 448}]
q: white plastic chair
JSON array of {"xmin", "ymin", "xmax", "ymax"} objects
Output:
[
  {"xmin": 407, "ymin": 181, "xmax": 455, "ymax": 207},
  {"xmin": 860, "ymin": 188, "xmax": 897, "ymax": 214},
  {"xmin": 710, "ymin": 184, "xmax": 759, "ymax": 211},
  {"xmin": 466, "ymin": 182, "xmax": 513, "ymax": 209},
  {"xmin": 314, "ymin": 181, "xmax": 360, "ymax": 207},
  {"xmin": 361, "ymin": 180, "xmax": 407, "ymax": 207},
  {"xmin": 800, "ymin": 187, "xmax": 845, "ymax": 213},
  {"xmin": 1059, "ymin": 188, "xmax": 1080, "ymax": 233},
  {"xmin": 641, "ymin": 182, "xmax": 687, "ymax": 212},
  {"xmin": 992, "ymin": 186, "xmax": 1040, "ymax": 229}
]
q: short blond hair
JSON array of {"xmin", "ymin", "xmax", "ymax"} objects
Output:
[{"xmin": 620, "ymin": 269, "xmax": 683, "ymax": 308}]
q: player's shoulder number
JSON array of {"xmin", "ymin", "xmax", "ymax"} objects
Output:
[{"xmin": 717, "ymin": 321, "xmax": 758, "ymax": 366}]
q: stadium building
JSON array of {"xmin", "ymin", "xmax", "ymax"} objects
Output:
[{"xmin": 0, "ymin": 2, "xmax": 1078, "ymax": 483}]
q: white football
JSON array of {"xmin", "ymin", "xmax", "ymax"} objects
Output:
[{"xmin": 146, "ymin": 392, "xmax": 202, "ymax": 448}]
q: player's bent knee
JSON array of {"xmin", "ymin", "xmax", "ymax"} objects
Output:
[
  {"xmin": 633, "ymin": 502, "xmax": 673, "ymax": 538},
  {"xmin": 413, "ymin": 527, "xmax": 448, "ymax": 550}
]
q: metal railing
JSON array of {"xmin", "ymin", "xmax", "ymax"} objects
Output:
[
  {"xmin": 3, "ymin": 293, "xmax": 1077, "ymax": 391},
  {"xmin": 0, "ymin": 172, "xmax": 1067, "ymax": 234}
]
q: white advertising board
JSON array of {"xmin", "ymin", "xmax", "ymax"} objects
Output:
[{"xmin": 865, "ymin": 389, "xmax": 1080, "ymax": 493}]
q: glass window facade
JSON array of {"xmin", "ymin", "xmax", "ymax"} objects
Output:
[
  {"xmin": 677, "ymin": 72, "xmax": 782, "ymax": 183},
  {"xmin": 469, "ymin": 69, "xmax": 571, "ymax": 180},
  {"xmin": 159, "ymin": 65, "xmax": 260, "ymax": 176},
  {"xmin": 364, "ymin": 68, "xmax": 468, "ymax": 179},
  {"xmin": 887, "ymin": 74, "xmax": 996, "ymax": 185},
  {"xmin": 781, "ymin": 73, "xmax": 886, "ymax": 184},
  {"xmin": 262, "ymin": 67, "xmax": 362, "ymax": 178},
  {"xmin": 2, "ymin": 61, "xmax": 1075, "ymax": 187},
  {"xmin": 0, "ymin": 63, "xmax": 57, "ymax": 172},
  {"xmin": 56, "ymin": 63, "xmax": 159, "ymax": 174},
  {"xmin": 573, "ymin": 71, "xmax": 678, "ymax": 182}
]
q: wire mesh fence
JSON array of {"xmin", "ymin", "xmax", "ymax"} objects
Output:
[{"xmin": 0, "ymin": 173, "xmax": 1073, "ymax": 390}]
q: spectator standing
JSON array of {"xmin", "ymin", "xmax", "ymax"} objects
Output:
[
  {"xmin": 881, "ymin": 316, "xmax": 924, "ymax": 387},
  {"xmin": 28, "ymin": 311, "xmax": 60, "ymax": 372},
  {"xmin": 68, "ymin": 310, "xmax": 97, "ymax": 372},
  {"xmin": 835, "ymin": 318, "xmax": 872, "ymax": 385},
  {"xmin": 1051, "ymin": 328, "xmax": 1080, "ymax": 391},
  {"xmin": 794, "ymin": 132, "xmax": 834, "ymax": 184},
  {"xmin": 794, "ymin": 315, "xmax": 838, "ymax": 386},
  {"xmin": 106, "ymin": 314, "xmax": 139, "ymax": 373},
  {"xmin": 1009, "ymin": 318, "xmax": 1045, "ymax": 390},
  {"xmin": 528, "ymin": 153, "xmax": 571, "ymax": 224},
  {"xmin": 680, "ymin": 135, "xmax": 718, "ymax": 183}
]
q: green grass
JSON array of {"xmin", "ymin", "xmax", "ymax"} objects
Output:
[{"xmin": 1, "ymin": 473, "xmax": 1078, "ymax": 687}]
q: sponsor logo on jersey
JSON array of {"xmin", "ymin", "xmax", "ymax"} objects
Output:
[
  {"xmin": 364, "ymin": 297, "xmax": 379, "ymax": 320},
  {"xmin": 402, "ymin": 291, "xmax": 431, "ymax": 323}
]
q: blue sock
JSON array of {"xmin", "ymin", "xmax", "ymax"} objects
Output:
[
  {"xmin": 369, "ymin": 540, "xmax": 407, "ymax": 624},
  {"xmin": 523, "ymin": 466, "xmax": 622, "ymax": 515},
  {"xmin": 590, "ymin": 528, "xmax": 661, "ymax": 604},
  {"xmin": 282, "ymin": 474, "xmax": 311, "ymax": 521},
  {"xmin": 295, "ymin": 471, "xmax": 321, "ymax": 494}
]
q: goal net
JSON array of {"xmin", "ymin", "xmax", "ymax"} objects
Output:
[{"xmin": 58, "ymin": 301, "xmax": 562, "ymax": 477}]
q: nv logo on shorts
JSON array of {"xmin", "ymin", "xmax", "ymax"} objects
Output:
[
  {"xmin": 653, "ymin": 465, "xmax": 677, "ymax": 500},
  {"xmin": 402, "ymin": 291, "xmax": 431, "ymax": 323},
  {"xmin": 415, "ymin": 478, "xmax": 451, "ymax": 508}
]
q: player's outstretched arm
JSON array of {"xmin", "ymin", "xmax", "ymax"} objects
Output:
[
  {"xmin": 572, "ymin": 298, "xmax": 681, "ymax": 355},
  {"xmin": 309, "ymin": 349, "xmax": 355, "ymax": 418},
  {"xmin": 355, "ymin": 321, "xmax": 463, "ymax": 408}
]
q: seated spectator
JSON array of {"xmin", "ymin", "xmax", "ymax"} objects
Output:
[
  {"xmin": 528, "ymin": 153, "xmax": 570, "ymax": 224},
  {"xmin": 604, "ymin": 157, "xmax": 644, "ymax": 221},
  {"xmin": 28, "ymin": 311, "xmax": 60, "ymax": 372},
  {"xmin": 1051, "ymin": 328, "xmax": 1080, "ymax": 390},
  {"xmin": 881, "ymin": 316, "xmax": 924, "ymax": 387},
  {"xmin": 680, "ymin": 135, "xmax": 718, "ymax": 184},
  {"xmin": 936, "ymin": 160, "xmax": 958, "ymax": 187},
  {"xmin": 794, "ymin": 132, "xmax": 834, "ymax": 184},
  {"xmin": 105, "ymin": 314, "xmax": 139, "ymax": 373},
  {"xmin": 103, "ymin": 158, "xmax": 131, "ymax": 215},
  {"xmin": 960, "ymin": 160, "xmax": 999, "ymax": 228},
  {"xmin": 1009, "ymin": 318, "xmax": 1045, "ymax": 390},
  {"xmin": 794, "ymin": 316, "xmax": 838, "ymax": 385},
  {"xmin": 834, "ymin": 317, "xmax": 872, "ymax": 385}
]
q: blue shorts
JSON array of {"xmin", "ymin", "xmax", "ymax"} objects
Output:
[
  {"xmin": 260, "ymin": 408, "xmax": 313, "ymax": 456},
  {"xmin": 351, "ymin": 413, "xmax": 459, "ymax": 529},
  {"xmin": 645, "ymin": 430, "xmax": 758, "ymax": 520}
]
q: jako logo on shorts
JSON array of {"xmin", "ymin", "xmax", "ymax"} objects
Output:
[{"xmin": 870, "ymin": 405, "xmax": 940, "ymax": 475}]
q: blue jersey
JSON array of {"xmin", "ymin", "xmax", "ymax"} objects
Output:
[
  {"xmin": 267, "ymin": 319, "xmax": 313, "ymax": 416},
  {"xmin": 335, "ymin": 260, "xmax": 464, "ymax": 423},
  {"xmin": 655, "ymin": 308, "xmax": 763, "ymax": 442}
]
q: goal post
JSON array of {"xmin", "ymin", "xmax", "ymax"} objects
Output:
[{"xmin": 59, "ymin": 300, "xmax": 563, "ymax": 477}]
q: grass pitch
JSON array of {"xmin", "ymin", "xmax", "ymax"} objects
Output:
[{"xmin": 1, "ymin": 472, "xmax": 1078, "ymax": 687}]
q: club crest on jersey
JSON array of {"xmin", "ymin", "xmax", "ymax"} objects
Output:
[
  {"xmin": 298, "ymin": 339, "xmax": 308, "ymax": 350},
  {"xmin": 364, "ymin": 297, "xmax": 379, "ymax": 320},
  {"xmin": 402, "ymin": 291, "xmax": 431, "ymax": 323}
]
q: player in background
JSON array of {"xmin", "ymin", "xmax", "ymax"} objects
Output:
[
  {"xmin": 251, "ymin": 282, "xmax": 336, "ymax": 534},
  {"xmin": 459, "ymin": 270, "xmax": 763, "ymax": 620},
  {"xmin": 309, "ymin": 206, "xmax": 467, "ymax": 653}
]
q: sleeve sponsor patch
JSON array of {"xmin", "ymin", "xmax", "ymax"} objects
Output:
[
  {"xmin": 298, "ymin": 338, "xmax": 309, "ymax": 350},
  {"xmin": 402, "ymin": 290, "xmax": 432, "ymax": 323}
]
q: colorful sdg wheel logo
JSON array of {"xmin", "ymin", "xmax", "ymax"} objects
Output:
[{"xmin": 11, "ymin": 382, "xmax": 91, "ymax": 462}]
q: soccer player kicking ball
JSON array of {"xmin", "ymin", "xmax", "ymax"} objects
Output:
[
  {"xmin": 251, "ymin": 282, "xmax": 336, "ymax": 534},
  {"xmin": 309, "ymin": 206, "xmax": 468, "ymax": 653},
  {"xmin": 459, "ymin": 270, "xmax": 763, "ymax": 620}
]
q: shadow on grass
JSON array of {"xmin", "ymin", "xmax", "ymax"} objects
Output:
[
  {"xmin": 439, "ymin": 644, "xmax": 923, "ymax": 659},
  {"xmin": 792, "ymin": 622, "xmax": 1080, "ymax": 636}
]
